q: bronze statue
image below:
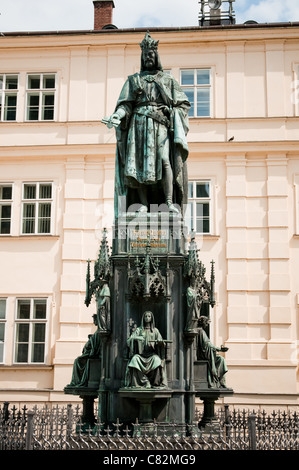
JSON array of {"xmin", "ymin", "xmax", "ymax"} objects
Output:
[
  {"xmin": 103, "ymin": 32, "xmax": 190, "ymax": 216},
  {"xmin": 67, "ymin": 315, "xmax": 101, "ymax": 388},
  {"xmin": 125, "ymin": 311, "xmax": 167, "ymax": 388},
  {"xmin": 197, "ymin": 316, "xmax": 228, "ymax": 388},
  {"xmin": 95, "ymin": 280, "xmax": 111, "ymax": 332},
  {"xmin": 185, "ymin": 277, "xmax": 202, "ymax": 332}
]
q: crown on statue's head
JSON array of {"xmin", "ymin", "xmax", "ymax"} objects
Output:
[{"xmin": 139, "ymin": 31, "xmax": 159, "ymax": 51}]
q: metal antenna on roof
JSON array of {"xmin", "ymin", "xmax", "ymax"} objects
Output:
[
  {"xmin": 0, "ymin": 13, "xmax": 4, "ymax": 36},
  {"xmin": 198, "ymin": 0, "xmax": 236, "ymax": 26}
]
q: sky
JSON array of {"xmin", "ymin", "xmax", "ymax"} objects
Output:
[{"xmin": 0, "ymin": 0, "xmax": 299, "ymax": 33}]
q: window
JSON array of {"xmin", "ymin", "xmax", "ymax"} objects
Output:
[
  {"xmin": 26, "ymin": 73, "xmax": 56, "ymax": 121},
  {"xmin": 15, "ymin": 298, "xmax": 47, "ymax": 363},
  {"xmin": 22, "ymin": 182, "xmax": 52, "ymax": 234},
  {"xmin": 0, "ymin": 299, "xmax": 6, "ymax": 363},
  {"xmin": 181, "ymin": 69, "xmax": 211, "ymax": 117},
  {"xmin": 0, "ymin": 72, "xmax": 58, "ymax": 122},
  {"xmin": 0, "ymin": 74, "xmax": 18, "ymax": 121},
  {"xmin": 186, "ymin": 181, "xmax": 211, "ymax": 234},
  {"xmin": 0, "ymin": 184, "xmax": 13, "ymax": 234}
]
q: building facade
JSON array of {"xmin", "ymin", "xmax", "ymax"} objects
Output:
[{"xmin": 0, "ymin": 3, "xmax": 298, "ymax": 410}]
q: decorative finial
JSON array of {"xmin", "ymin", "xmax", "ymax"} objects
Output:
[{"xmin": 139, "ymin": 31, "xmax": 159, "ymax": 51}]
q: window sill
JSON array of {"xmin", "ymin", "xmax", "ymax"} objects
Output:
[
  {"xmin": 191, "ymin": 234, "xmax": 220, "ymax": 240},
  {"xmin": 0, "ymin": 120, "xmax": 56, "ymax": 124},
  {"xmin": 0, "ymin": 364, "xmax": 53, "ymax": 369},
  {"xmin": 0, "ymin": 235, "xmax": 59, "ymax": 240},
  {"xmin": 189, "ymin": 116, "xmax": 212, "ymax": 119}
]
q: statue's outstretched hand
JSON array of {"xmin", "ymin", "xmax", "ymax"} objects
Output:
[{"xmin": 102, "ymin": 113, "xmax": 121, "ymax": 129}]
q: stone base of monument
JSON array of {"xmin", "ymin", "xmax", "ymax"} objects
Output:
[
  {"xmin": 64, "ymin": 358, "xmax": 102, "ymax": 429},
  {"xmin": 196, "ymin": 387, "xmax": 234, "ymax": 433},
  {"xmin": 113, "ymin": 212, "xmax": 187, "ymax": 256},
  {"xmin": 102, "ymin": 214, "xmax": 190, "ymax": 425},
  {"xmin": 64, "ymin": 216, "xmax": 234, "ymax": 429},
  {"xmin": 118, "ymin": 388, "xmax": 172, "ymax": 424},
  {"xmin": 64, "ymin": 388, "xmax": 98, "ymax": 431}
]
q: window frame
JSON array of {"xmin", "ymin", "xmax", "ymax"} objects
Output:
[
  {"xmin": 0, "ymin": 298, "xmax": 7, "ymax": 364},
  {"xmin": 0, "ymin": 74, "xmax": 19, "ymax": 122},
  {"xmin": 0, "ymin": 183, "xmax": 13, "ymax": 235},
  {"xmin": 21, "ymin": 181, "xmax": 53, "ymax": 235},
  {"xmin": 294, "ymin": 174, "xmax": 299, "ymax": 235},
  {"xmin": 25, "ymin": 73, "xmax": 56, "ymax": 122},
  {"xmin": 14, "ymin": 297, "xmax": 48, "ymax": 364},
  {"xmin": 180, "ymin": 68, "xmax": 212, "ymax": 118},
  {"xmin": 186, "ymin": 180, "xmax": 213, "ymax": 235},
  {"xmin": 291, "ymin": 63, "xmax": 299, "ymax": 116}
]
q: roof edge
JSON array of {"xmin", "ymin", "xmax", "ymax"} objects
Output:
[{"xmin": 1, "ymin": 21, "xmax": 299, "ymax": 37}]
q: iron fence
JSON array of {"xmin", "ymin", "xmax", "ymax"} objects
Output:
[{"xmin": 0, "ymin": 401, "xmax": 298, "ymax": 450}]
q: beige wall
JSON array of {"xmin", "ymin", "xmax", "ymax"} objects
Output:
[{"xmin": 0, "ymin": 26, "xmax": 298, "ymax": 409}]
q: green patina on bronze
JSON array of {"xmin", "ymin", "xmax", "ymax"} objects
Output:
[
  {"xmin": 64, "ymin": 32, "xmax": 233, "ymax": 430},
  {"xmin": 197, "ymin": 316, "xmax": 229, "ymax": 389},
  {"xmin": 125, "ymin": 311, "xmax": 167, "ymax": 389},
  {"xmin": 104, "ymin": 32, "xmax": 190, "ymax": 216},
  {"xmin": 66, "ymin": 315, "xmax": 101, "ymax": 388}
]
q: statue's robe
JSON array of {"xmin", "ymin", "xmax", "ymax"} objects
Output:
[
  {"xmin": 68, "ymin": 332, "xmax": 101, "ymax": 387},
  {"xmin": 97, "ymin": 283, "xmax": 111, "ymax": 331},
  {"xmin": 125, "ymin": 326, "xmax": 167, "ymax": 388},
  {"xmin": 186, "ymin": 286, "xmax": 202, "ymax": 331},
  {"xmin": 197, "ymin": 328, "xmax": 228, "ymax": 388}
]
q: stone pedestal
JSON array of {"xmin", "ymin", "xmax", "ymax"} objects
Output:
[
  {"xmin": 196, "ymin": 388, "xmax": 234, "ymax": 432},
  {"xmin": 66, "ymin": 212, "xmax": 233, "ymax": 428},
  {"xmin": 113, "ymin": 212, "xmax": 187, "ymax": 256},
  {"xmin": 64, "ymin": 358, "xmax": 102, "ymax": 427},
  {"xmin": 118, "ymin": 389, "xmax": 172, "ymax": 423},
  {"xmin": 64, "ymin": 388, "xmax": 98, "ymax": 428},
  {"xmin": 98, "ymin": 214, "xmax": 189, "ymax": 425}
]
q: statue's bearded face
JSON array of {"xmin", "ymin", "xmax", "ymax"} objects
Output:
[{"xmin": 142, "ymin": 49, "xmax": 156, "ymax": 71}]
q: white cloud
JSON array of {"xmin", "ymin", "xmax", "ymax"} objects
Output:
[
  {"xmin": 0, "ymin": 0, "xmax": 199, "ymax": 32},
  {"xmin": 0, "ymin": 0, "xmax": 298, "ymax": 33},
  {"xmin": 0, "ymin": 0, "xmax": 93, "ymax": 32},
  {"xmin": 113, "ymin": 0, "xmax": 198, "ymax": 28},
  {"xmin": 235, "ymin": 0, "xmax": 299, "ymax": 24}
]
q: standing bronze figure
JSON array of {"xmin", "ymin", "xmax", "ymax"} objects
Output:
[
  {"xmin": 104, "ymin": 31, "xmax": 191, "ymax": 216},
  {"xmin": 185, "ymin": 277, "xmax": 202, "ymax": 332},
  {"xmin": 96, "ymin": 280, "xmax": 111, "ymax": 332}
]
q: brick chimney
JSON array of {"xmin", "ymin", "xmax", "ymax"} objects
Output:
[{"xmin": 93, "ymin": 1, "xmax": 115, "ymax": 30}]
